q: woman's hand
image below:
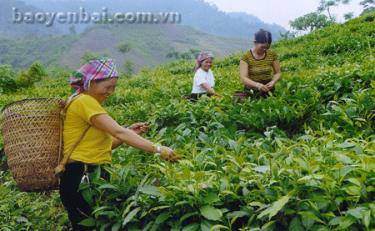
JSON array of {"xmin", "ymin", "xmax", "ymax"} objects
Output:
[
  {"xmin": 159, "ymin": 146, "xmax": 180, "ymax": 162},
  {"xmin": 265, "ymin": 80, "xmax": 276, "ymax": 90},
  {"xmin": 256, "ymin": 83, "xmax": 270, "ymax": 93},
  {"xmin": 128, "ymin": 122, "xmax": 149, "ymax": 135},
  {"xmin": 59, "ymin": 100, "xmax": 66, "ymax": 109}
]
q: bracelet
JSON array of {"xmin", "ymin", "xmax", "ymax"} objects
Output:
[{"xmin": 154, "ymin": 145, "xmax": 161, "ymax": 153}]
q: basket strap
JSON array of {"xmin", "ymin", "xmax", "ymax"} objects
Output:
[
  {"xmin": 55, "ymin": 125, "xmax": 90, "ymax": 176},
  {"xmin": 55, "ymin": 94, "xmax": 91, "ymax": 176},
  {"xmin": 56, "ymin": 94, "xmax": 77, "ymax": 168}
]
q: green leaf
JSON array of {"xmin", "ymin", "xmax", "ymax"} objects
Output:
[
  {"xmin": 204, "ymin": 192, "xmax": 220, "ymax": 204},
  {"xmin": 225, "ymin": 210, "xmax": 249, "ymax": 219},
  {"xmin": 209, "ymin": 224, "xmax": 229, "ymax": 231},
  {"xmin": 122, "ymin": 207, "xmax": 141, "ymax": 227},
  {"xmin": 363, "ymin": 210, "xmax": 371, "ymax": 228},
  {"xmin": 335, "ymin": 153, "xmax": 353, "ymax": 164},
  {"xmin": 81, "ymin": 188, "xmax": 94, "ymax": 205},
  {"xmin": 262, "ymin": 220, "xmax": 276, "ymax": 230},
  {"xmin": 288, "ymin": 217, "xmax": 304, "ymax": 231},
  {"xmin": 200, "ymin": 206, "xmax": 223, "ymax": 221},
  {"xmin": 346, "ymin": 207, "xmax": 366, "ymax": 219},
  {"xmin": 298, "ymin": 211, "xmax": 325, "ymax": 224},
  {"xmin": 253, "ymin": 165, "xmax": 270, "ymax": 173},
  {"xmin": 182, "ymin": 223, "xmax": 200, "ymax": 231},
  {"xmin": 111, "ymin": 222, "xmax": 121, "ymax": 231},
  {"xmin": 340, "ymin": 141, "xmax": 355, "ymax": 149},
  {"xmin": 328, "ymin": 216, "xmax": 343, "ymax": 226},
  {"xmin": 98, "ymin": 184, "xmax": 119, "ymax": 191},
  {"xmin": 371, "ymin": 80, "xmax": 375, "ymax": 89},
  {"xmin": 200, "ymin": 220, "xmax": 212, "ymax": 231},
  {"xmin": 155, "ymin": 212, "xmax": 169, "ymax": 224},
  {"xmin": 258, "ymin": 196, "xmax": 290, "ymax": 220},
  {"xmin": 344, "ymin": 185, "xmax": 361, "ymax": 196},
  {"xmin": 79, "ymin": 218, "xmax": 95, "ymax": 227},
  {"xmin": 180, "ymin": 212, "xmax": 199, "ymax": 223},
  {"xmin": 338, "ymin": 216, "xmax": 356, "ymax": 229},
  {"xmin": 139, "ymin": 185, "xmax": 161, "ymax": 196}
]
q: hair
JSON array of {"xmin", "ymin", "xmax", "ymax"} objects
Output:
[{"xmin": 254, "ymin": 29, "xmax": 273, "ymax": 44}]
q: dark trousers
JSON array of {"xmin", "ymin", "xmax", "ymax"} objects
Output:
[
  {"xmin": 59, "ymin": 162, "xmax": 97, "ymax": 231},
  {"xmin": 189, "ymin": 93, "xmax": 213, "ymax": 102}
]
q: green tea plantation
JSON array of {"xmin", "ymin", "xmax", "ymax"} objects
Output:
[{"xmin": 0, "ymin": 13, "xmax": 374, "ymax": 231}]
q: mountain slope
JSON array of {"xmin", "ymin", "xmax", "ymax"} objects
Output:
[
  {"xmin": 21, "ymin": 0, "xmax": 286, "ymax": 39},
  {"xmin": 0, "ymin": 24, "xmax": 249, "ymax": 70}
]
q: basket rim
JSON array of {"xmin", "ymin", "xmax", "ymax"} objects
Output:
[{"xmin": 0, "ymin": 97, "xmax": 64, "ymax": 113}]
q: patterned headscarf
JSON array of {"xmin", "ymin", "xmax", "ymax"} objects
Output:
[
  {"xmin": 194, "ymin": 51, "xmax": 214, "ymax": 72},
  {"xmin": 69, "ymin": 58, "xmax": 119, "ymax": 94}
]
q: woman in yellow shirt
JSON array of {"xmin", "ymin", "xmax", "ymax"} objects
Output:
[
  {"xmin": 239, "ymin": 29, "xmax": 281, "ymax": 97},
  {"xmin": 59, "ymin": 58, "xmax": 178, "ymax": 230}
]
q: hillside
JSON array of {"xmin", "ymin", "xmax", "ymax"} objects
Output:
[
  {"xmin": 0, "ymin": 12, "xmax": 374, "ymax": 230},
  {"xmin": 21, "ymin": 0, "xmax": 286, "ymax": 39},
  {"xmin": 0, "ymin": 23, "xmax": 249, "ymax": 71}
]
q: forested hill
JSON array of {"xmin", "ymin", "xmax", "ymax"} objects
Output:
[{"xmin": 22, "ymin": 0, "xmax": 286, "ymax": 38}]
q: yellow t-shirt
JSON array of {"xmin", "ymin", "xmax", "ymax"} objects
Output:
[
  {"xmin": 241, "ymin": 49, "xmax": 278, "ymax": 82},
  {"xmin": 63, "ymin": 94, "xmax": 112, "ymax": 164}
]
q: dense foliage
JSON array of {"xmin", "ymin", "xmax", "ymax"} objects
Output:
[{"xmin": 0, "ymin": 13, "xmax": 374, "ymax": 230}]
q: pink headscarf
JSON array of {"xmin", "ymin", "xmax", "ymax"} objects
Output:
[
  {"xmin": 69, "ymin": 58, "xmax": 119, "ymax": 94},
  {"xmin": 194, "ymin": 51, "xmax": 214, "ymax": 72}
]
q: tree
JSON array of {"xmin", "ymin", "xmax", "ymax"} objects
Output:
[
  {"xmin": 290, "ymin": 12, "xmax": 332, "ymax": 33},
  {"xmin": 80, "ymin": 51, "xmax": 108, "ymax": 64},
  {"xmin": 344, "ymin": 12, "xmax": 354, "ymax": 20},
  {"xmin": 166, "ymin": 49, "xmax": 200, "ymax": 60},
  {"xmin": 28, "ymin": 62, "xmax": 47, "ymax": 82},
  {"xmin": 166, "ymin": 51, "xmax": 180, "ymax": 59},
  {"xmin": 15, "ymin": 71, "xmax": 32, "ymax": 88},
  {"xmin": 15, "ymin": 62, "xmax": 47, "ymax": 88},
  {"xmin": 0, "ymin": 65, "xmax": 17, "ymax": 93},
  {"xmin": 123, "ymin": 60, "xmax": 134, "ymax": 77},
  {"xmin": 360, "ymin": 0, "xmax": 375, "ymax": 15},
  {"xmin": 279, "ymin": 30, "xmax": 297, "ymax": 40},
  {"xmin": 361, "ymin": 0, "xmax": 375, "ymax": 8},
  {"xmin": 317, "ymin": 0, "xmax": 351, "ymax": 21},
  {"xmin": 117, "ymin": 43, "xmax": 132, "ymax": 54}
]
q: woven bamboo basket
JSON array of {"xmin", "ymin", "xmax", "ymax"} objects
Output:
[{"xmin": 0, "ymin": 98, "xmax": 64, "ymax": 192}]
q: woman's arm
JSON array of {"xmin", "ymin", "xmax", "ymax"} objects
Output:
[
  {"xmin": 200, "ymin": 83, "xmax": 216, "ymax": 95},
  {"xmin": 112, "ymin": 136, "xmax": 123, "ymax": 149},
  {"xmin": 266, "ymin": 60, "xmax": 282, "ymax": 90},
  {"xmin": 272, "ymin": 60, "xmax": 281, "ymax": 81},
  {"xmin": 91, "ymin": 114, "xmax": 179, "ymax": 161},
  {"xmin": 240, "ymin": 60, "xmax": 269, "ymax": 92},
  {"xmin": 112, "ymin": 123, "xmax": 149, "ymax": 149}
]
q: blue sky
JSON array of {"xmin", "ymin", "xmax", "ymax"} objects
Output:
[{"xmin": 204, "ymin": 0, "xmax": 364, "ymax": 29}]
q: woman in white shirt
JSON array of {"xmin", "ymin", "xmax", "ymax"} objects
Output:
[{"xmin": 190, "ymin": 51, "xmax": 218, "ymax": 101}]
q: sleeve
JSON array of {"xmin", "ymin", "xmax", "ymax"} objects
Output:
[
  {"xmin": 73, "ymin": 95, "xmax": 107, "ymax": 124},
  {"xmin": 240, "ymin": 52, "xmax": 249, "ymax": 63},
  {"xmin": 272, "ymin": 51, "xmax": 279, "ymax": 62},
  {"xmin": 195, "ymin": 70, "xmax": 208, "ymax": 86}
]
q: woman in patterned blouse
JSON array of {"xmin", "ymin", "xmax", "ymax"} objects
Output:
[{"xmin": 239, "ymin": 29, "xmax": 281, "ymax": 96}]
